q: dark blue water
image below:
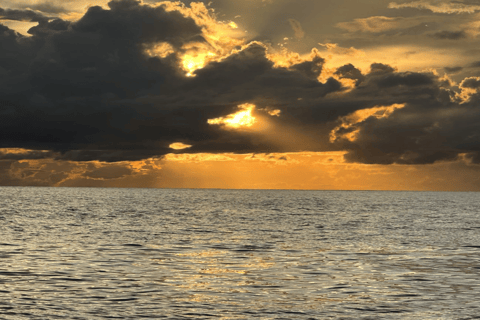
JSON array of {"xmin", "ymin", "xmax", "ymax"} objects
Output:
[{"xmin": 0, "ymin": 187, "xmax": 479, "ymax": 319}]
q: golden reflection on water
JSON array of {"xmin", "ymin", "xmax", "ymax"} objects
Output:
[
  {"xmin": 144, "ymin": 246, "xmax": 402, "ymax": 312},
  {"xmin": 3, "ymin": 188, "xmax": 480, "ymax": 319},
  {"xmin": 149, "ymin": 249, "xmax": 285, "ymax": 307},
  {"xmin": 175, "ymin": 250, "xmax": 229, "ymax": 257}
]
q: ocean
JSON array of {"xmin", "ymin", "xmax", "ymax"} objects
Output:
[{"xmin": 0, "ymin": 187, "xmax": 479, "ymax": 319}]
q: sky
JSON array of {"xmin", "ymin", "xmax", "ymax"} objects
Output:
[{"xmin": 1, "ymin": 0, "xmax": 480, "ymax": 190}]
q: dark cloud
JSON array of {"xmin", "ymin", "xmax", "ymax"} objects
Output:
[
  {"xmin": 431, "ymin": 30, "xmax": 467, "ymax": 40},
  {"xmin": 83, "ymin": 165, "xmax": 133, "ymax": 179},
  {"xmin": 0, "ymin": 0, "xmax": 341, "ymax": 161},
  {"xmin": 0, "ymin": 149, "xmax": 57, "ymax": 160},
  {"xmin": 329, "ymin": 69, "xmax": 480, "ymax": 164},
  {"xmin": 460, "ymin": 77, "xmax": 480, "ymax": 89},
  {"xmin": 334, "ymin": 64, "xmax": 365, "ymax": 85},
  {"xmin": 444, "ymin": 66, "xmax": 463, "ymax": 73},
  {"xmin": 370, "ymin": 63, "xmax": 396, "ymax": 74},
  {"xmin": 0, "ymin": 7, "xmax": 51, "ymax": 23},
  {"xmin": 1, "ymin": 0, "xmax": 480, "ymax": 166},
  {"xmin": 19, "ymin": 2, "xmax": 69, "ymax": 14},
  {"xmin": 27, "ymin": 17, "xmax": 70, "ymax": 36},
  {"xmin": 376, "ymin": 72, "xmax": 434, "ymax": 88}
]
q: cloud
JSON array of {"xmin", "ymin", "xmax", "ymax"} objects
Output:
[
  {"xmin": 336, "ymin": 15, "xmax": 448, "ymax": 42},
  {"xmin": 82, "ymin": 163, "xmax": 133, "ymax": 180},
  {"xmin": 0, "ymin": 148, "xmax": 56, "ymax": 160},
  {"xmin": 0, "ymin": 157, "xmax": 158, "ymax": 186},
  {"xmin": 288, "ymin": 18, "xmax": 305, "ymax": 39},
  {"xmin": 327, "ymin": 69, "xmax": 480, "ymax": 164},
  {"xmin": 1, "ymin": 0, "xmax": 480, "ymax": 168},
  {"xmin": 0, "ymin": 0, "xmax": 342, "ymax": 161},
  {"xmin": 19, "ymin": 2, "xmax": 69, "ymax": 14},
  {"xmin": 330, "ymin": 104, "xmax": 406, "ymax": 143},
  {"xmin": 444, "ymin": 66, "xmax": 463, "ymax": 73},
  {"xmin": 460, "ymin": 77, "xmax": 480, "ymax": 89},
  {"xmin": 334, "ymin": 63, "xmax": 365, "ymax": 85},
  {"xmin": 0, "ymin": 7, "xmax": 52, "ymax": 22},
  {"xmin": 3, "ymin": 151, "xmax": 479, "ymax": 190},
  {"xmin": 455, "ymin": 76, "xmax": 480, "ymax": 103},
  {"xmin": 431, "ymin": 30, "xmax": 467, "ymax": 39},
  {"xmin": 337, "ymin": 16, "xmax": 413, "ymax": 33},
  {"xmin": 0, "ymin": 0, "xmax": 109, "ymax": 20},
  {"xmin": 388, "ymin": 1, "xmax": 480, "ymax": 14},
  {"xmin": 169, "ymin": 142, "xmax": 193, "ymax": 150}
]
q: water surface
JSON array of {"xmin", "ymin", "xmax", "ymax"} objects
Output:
[{"xmin": 1, "ymin": 187, "xmax": 479, "ymax": 319}]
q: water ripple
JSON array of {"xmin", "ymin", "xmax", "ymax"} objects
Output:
[{"xmin": 0, "ymin": 188, "xmax": 479, "ymax": 319}]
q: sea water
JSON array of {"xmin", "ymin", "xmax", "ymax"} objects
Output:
[{"xmin": 0, "ymin": 187, "xmax": 479, "ymax": 319}]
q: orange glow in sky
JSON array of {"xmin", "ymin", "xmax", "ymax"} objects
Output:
[
  {"xmin": 208, "ymin": 103, "xmax": 257, "ymax": 129},
  {"xmin": 169, "ymin": 142, "xmax": 193, "ymax": 150},
  {"xmin": 4, "ymin": 151, "xmax": 475, "ymax": 191},
  {"xmin": 182, "ymin": 50, "xmax": 217, "ymax": 77}
]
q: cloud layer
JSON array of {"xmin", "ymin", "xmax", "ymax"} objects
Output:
[{"xmin": 1, "ymin": 0, "xmax": 480, "ymax": 167}]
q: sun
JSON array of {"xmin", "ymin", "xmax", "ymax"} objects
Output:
[
  {"xmin": 207, "ymin": 103, "xmax": 257, "ymax": 129},
  {"xmin": 182, "ymin": 51, "xmax": 217, "ymax": 77}
]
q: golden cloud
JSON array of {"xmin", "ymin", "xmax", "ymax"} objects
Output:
[
  {"xmin": 208, "ymin": 103, "xmax": 257, "ymax": 129},
  {"xmin": 157, "ymin": 1, "xmax": 246, "ymax": 77},
  {"xmin": 169, "ymin": 142, "xmax": 193, "ymax": 150},
  {"xmin": 330, "ymin": 104, "xmax": 406, "ymax": 143},
  {"xmin": 389, "ymin": 1, "xmax": 480, "ymax": 14}
]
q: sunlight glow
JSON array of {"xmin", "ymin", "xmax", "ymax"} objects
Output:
[
  {"xmin": 182, "ymin": 50, "xmax": 217, "ymax": 77},
  {"xmin": 169, "ymin": 142, "xmax": 193, "ymax": 150},
  {"xmin": 144, "ymin": 42, "xmax": 175, "ymax": 58},
  {"xmin": 208, "ymin": 103, "xmax": 257, "ymax": 129},
  {"xmin": 266, "ymin": 109, "xmax": 281, "ymax": 117},
  {"xmin": 153, "ymin": 2, "xmax": 245, "ymax": 77}
]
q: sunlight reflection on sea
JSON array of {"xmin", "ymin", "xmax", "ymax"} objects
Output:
[{"xmin": 0, "ymin": 187, "xmax": 479, "ymax": 319}]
